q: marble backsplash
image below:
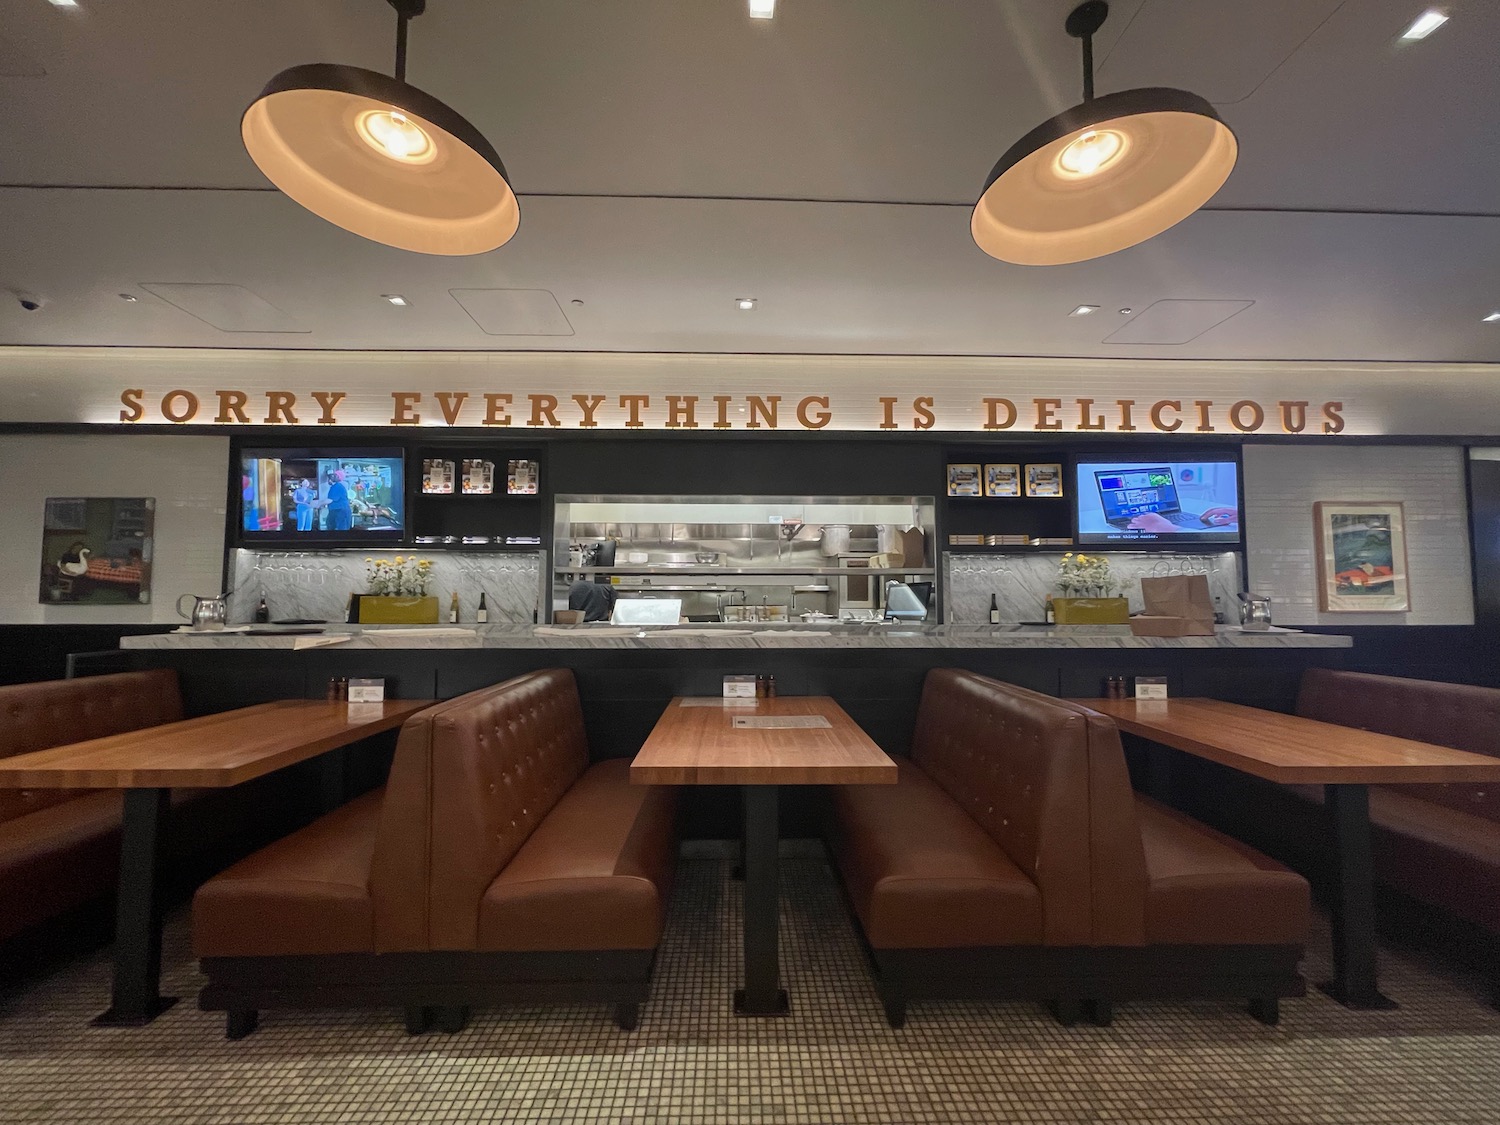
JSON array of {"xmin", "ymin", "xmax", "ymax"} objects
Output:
[
  {"xmin": 945, "ymin": 552, "xmax": 1243, "ymax": 624},
  {"xmin": 228, "ymin": 549, "xmax": 545, "ymax": 624}
]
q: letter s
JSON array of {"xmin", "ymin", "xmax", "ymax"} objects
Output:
[{"xmin": 119, "ymin": 388, "xmax": 144, "ymax": 422}]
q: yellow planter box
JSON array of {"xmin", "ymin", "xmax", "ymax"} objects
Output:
[
  {"xmin": 1052, "ymin": 596, "xmax": 1130, "ymax": 625},
  {"xmin": 356, "ymin": 595, "xmax": 439, "ymax": 624}
]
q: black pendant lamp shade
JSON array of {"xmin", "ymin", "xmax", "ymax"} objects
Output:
[
  {"xmin": 242, "ymin": 1, "xmax": 519, "ymax": 255},
  {"xmin": 972, "ymin": 2, "xmax": 1236, "ymax": 266}
]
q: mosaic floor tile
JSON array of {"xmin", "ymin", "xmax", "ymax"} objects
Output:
[{"xmin": 0, "ymin": 856, "xmax": 1497, "ymax": 1124}]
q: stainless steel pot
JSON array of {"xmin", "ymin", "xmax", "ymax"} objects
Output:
[
  {"xmin": 819, "ymin": 524, "xmax": 851, "ymax": 556},
  {"xmin": 877, "ymin": 524, "xmax": 905, "ymax": 554}
]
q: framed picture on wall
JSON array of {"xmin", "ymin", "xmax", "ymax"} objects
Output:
[
  {"xmin": 38, "ymin": 497, "xmax": 155, "ymax": 606},
  {"xmin": 1025, "ymin": 463, "xmax": 1064, "ymax": 498},
  {"xmin": 1314, "ymin": 501, "xmax": 1410, "ymax": 612},
  {"xmin": 946, "ymin": 464, "xmax": 981, "ymax": 497},
  {"xmin": 984, "ymin": 464, "xmax": 1021, "ymax": 497}
]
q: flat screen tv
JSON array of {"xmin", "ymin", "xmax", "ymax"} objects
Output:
[
  {"xmin": 1074, "ymin": 459, "xmax": 1241, "ymax": 545},
  {"xmin": 239, "ymin": 448, "xmax": 405, "ymax": 543}
]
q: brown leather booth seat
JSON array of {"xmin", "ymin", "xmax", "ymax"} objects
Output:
[
  {"xmin": 1294, "ymin": 669, "xmax": 1500, "ymax": 936},
  {"xmin": 830, "ymin": 669, "xmax": 1308, "ymax": 1027},
  {"xmin": 0, "ymin": 670, "xmax": 183, "ymax": 943},
  {"xmin": 192, "ymin": 669, "xmax": 677, "ymax": 1038}
]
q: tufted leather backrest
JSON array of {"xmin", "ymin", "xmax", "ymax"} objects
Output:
[
  {"xmin": 370, "ymin": 669, "xmax": 590, "ymax": 952},
  {"xmin": 1298, "ymin": 668, "xmax": 1500, "ymax": 824},
  {"xmin": 0, "ymin": 669, "xmax": 182, "ymax": 824},
  {"xmin": 911, "ymin": 669, "xmax": 1093, "ymax": 945}
]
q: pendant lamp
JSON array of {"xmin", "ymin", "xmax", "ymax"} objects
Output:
[
  {"xmin": 241, "ymin": 0, "xmax": 519, "ymax": 255},
  {"xmin": 971, "ymin": 1, "xmax": 1236, "ymax": 266}
]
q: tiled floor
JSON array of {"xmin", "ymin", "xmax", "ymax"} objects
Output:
[{"xmin": 1, "ymin": 856, "xmax": 1497, "ymax": 1124}]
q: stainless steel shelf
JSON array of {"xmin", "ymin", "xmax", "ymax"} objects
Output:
[{"xmin": 555, "ymin": 566, "xmax": 936, "ymax": 577}]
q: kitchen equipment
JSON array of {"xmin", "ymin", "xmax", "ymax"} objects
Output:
[
  {"xmin": 883, "ymin": 581, "xmax": 929, "ymax": 621},
  {"xmin": 176, "ymin": 593, "xmax": 229, "ymax": 630},
  {"xmin": 877, "ymin": 524, "xmax": 905, "ymax": 555},
  {"xmin": 694, "ymin": 550, "xmax": 721, "ymax": 565},
  {"xmin": 624, "ymin": 550, "xmax": 649, "ymax": 564},
  {"xmin": 594, "ymin": 539, "xmax": 616, "ymax": 567},
  {"xmin": 906, "ymin": 581, "xmax": 934, "ymax": 609},
  {"xmin": 1238, "ymin": 592, "xmax": 1273, "ymax": 630},
  {"xmin": 818, "ymin": 524, "xmax": 850, "ymax": 556}
]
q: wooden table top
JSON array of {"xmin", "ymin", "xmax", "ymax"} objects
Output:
[
  {"xmin": 0, "ymin": 699, "xmax": 433, "ymax": 789},
  {"xmin": 1075, "ymin": 697, "xmax": 1500, "ymax": 785},
  {"xmin": 631, "ymin": 696, "xmax": 897, "ymax": 786}
]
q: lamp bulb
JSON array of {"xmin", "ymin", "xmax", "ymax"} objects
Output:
[
  {"xmin": 356, "ymin": 109, "xmax": 435, "ymax": 163},
  {"xmin": 1056, "ymin": 129, "xmax": 1126, "ymax": 178}
]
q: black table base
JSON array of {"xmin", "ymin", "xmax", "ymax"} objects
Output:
[
  {"xmin": 92, "ymin": 787, "xmax": 176, "ymax": 1027},
  {"xmin": 737, "ymin": 785, "xmax": 789, "ymax": 1017},
  {"xmin": 1318, "ymin": 783, "xmax": 1397, "ymax": 1010}
]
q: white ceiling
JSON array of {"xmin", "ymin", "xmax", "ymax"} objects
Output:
[{"xmin": 0, "ymin": 0, "xmax": 1497, "ymax": 362}]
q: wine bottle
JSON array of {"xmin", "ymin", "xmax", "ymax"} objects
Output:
[
  {"xmin": 988, "ymin": 593, "xmax": 1000, "ymax": 625},
  {"xmin": 476, "ymin": 592, "xmax": 489, "ymax": 623},
  {"xmin": 1044, "ymin": 594, "xmax": 1056, "ymax": 625},
  {"xmin": 448, "ymin": 591, "xmax": 460, "ymax": 623},
  {"xmin": 254, "ymin": 596, "xmax": 270, "ymax": 624}
]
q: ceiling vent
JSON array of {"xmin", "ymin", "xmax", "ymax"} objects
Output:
[
  {"xmin": 449, "ymin": 289, "xmax": 575, "ymax": 336},
  {"xmin": 1103, "ymin": 299, "xmax": 1254, "ymax": 345},
  {"xmin": 139, "ymin": 284, "xmax": 309, "ymax": 333}
]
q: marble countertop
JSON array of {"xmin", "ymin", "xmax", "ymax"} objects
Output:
[{"xmin": 121, "ymin": 623, "xmax": 1352, "ymax": 651}]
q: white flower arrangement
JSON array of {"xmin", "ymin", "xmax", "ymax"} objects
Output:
[
  {"xmin": 365, "ymin": 555, "xmax": 433, "ymax": 597},
  {"xmin": 1055, "ymin": 552, "xmax": 1122, "ymax": 598}
]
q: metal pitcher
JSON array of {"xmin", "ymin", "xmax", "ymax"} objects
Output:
[
  {"xmin": 1237, "ymin": 592, "xmax": 1273, "ymax": 631},
  {"xmin": 176, "ymin": 593, "xmax": 229, "ymax": 630}
]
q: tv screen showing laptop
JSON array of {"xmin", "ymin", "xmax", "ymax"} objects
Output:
[
  {"xmin": 240, "ymin": 448, "xmax": 405, "ymax": 542},
  {"xmin": 1075, "ymin": 460, "xmax": 1241, "ymax": 544}
]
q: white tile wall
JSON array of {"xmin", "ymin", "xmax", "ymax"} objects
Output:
[
  {"xmin": 0, "ymin": 434, "xmax": 229, "ymax": 624},
  {"xmin": 1243, "ymin": 445, "xmax": 1473, "ymax": 626}
]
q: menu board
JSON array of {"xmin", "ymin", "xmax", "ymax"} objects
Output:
[
  {"xmin": 421, "ymin": 458, "xmax": 455, "ymax": 495},
  {"xmin": 461, "ymin": 459, "xmax": 495, "ymax": 495},
  {"xmin": 507, "ymin": 459, "xmax": 539, "ymax": 495}
]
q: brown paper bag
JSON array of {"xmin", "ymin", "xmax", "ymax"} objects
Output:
[{"xmin": 1130, "ymin": 575, "xmax": 1216, "ymax": 636}]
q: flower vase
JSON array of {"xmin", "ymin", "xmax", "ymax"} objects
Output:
[
  {"xmin": 356, "ymin": 595, "xmax": 440, "ymax": 624},
  {"xmin": 1051, "ymin": 596, "xmax": 1130, "ymax": 625}
]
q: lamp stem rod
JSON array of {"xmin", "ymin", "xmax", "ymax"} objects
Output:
[
  {"xmin": 1081, "ymin": 32, "xmax": 1094, "ymax": 101},
  {"xmin": 395, "ymin": 10, "xmax": 409, "ymax": 82}
]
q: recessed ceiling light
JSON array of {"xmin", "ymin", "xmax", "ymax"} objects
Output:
[
  {"xmin": 47, "ymin": 0, "xmax": 81, "ymax": 9},
  {"xmin": 1399, "ymin": 9, "xmax": 1449, "ymax": 40},
  {"xmin": 749, "ymin": 0, "xmax": 776, "ymax": 19},
  {"xmin": 570, "ymin": 298, "xmax": 584, "ymax": 307},
  {"xmin": 1069, "ymin": 304, "xmax": 1100, "ymax": 316},
  {"xmin": 1484, "ymin": 311, "xmax": 1500, "ymax": 323},
  {"xmin": 736, "ymin": 298, "xmax": 757, "ymax": 311},
  {"xmin": 1118, "ymin": 307, "xmax": 1133, "ymax": 315},
  {"xmin": 382, "ymin": 294, "xmax": 409, "ymax": 306},
  {"xmin": 118, "ymin": 293, "xmax": 138, "ymax": 302}
]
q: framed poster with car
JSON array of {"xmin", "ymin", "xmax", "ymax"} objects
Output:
[{"xmin": 1314, "ymin": 501, "xmax": 1410, "ymax": 612}]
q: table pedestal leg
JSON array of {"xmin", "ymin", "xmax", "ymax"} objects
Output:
[
  {"xmin": 735, "ymin": 785, "xmax": 788, "ymax": 1016},
  {"xmin": 93, "ymin": 787, "xmax": 178, "ymax": 1026},
  {"xmin": 1318, "ymin": 783, "xmax": 1397, "ymax": 1010}
]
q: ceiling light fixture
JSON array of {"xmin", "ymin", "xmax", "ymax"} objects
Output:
[
  {"xmin": 1399, "ymin": 9, "xmax": 1449, "ymax": 40},
  {"xmin": 1069, "ymin": 305, "xmax": 1100, "ymax": 316},
  {"xmin": 1484, "ymin": 311, "xmax": 1500, "ymax": 323},
  {"xmin": 736, "ymin": 298, "xmax": 757, "ymax": 310},
  {"xmin": 241, "ymin": 0, "xmax": 519, "ymax": 256},
  {"xmin": 46, "ymin": 0, "xmax": 81, "ymax": 9},
  {"xmin": 1118, "ymin": 307, "xmax": 1133, "ymax": 315},
  {"xmin": 118, "ymin": 293, "xmax": 138, "ymax": 302},
  {"xmin": 749, "ymin": 0, "xmax": 776, "ymax": 19},
  {"xmin": 382, "ymin": 294, "xmax": 410, "ymax": 306},
  {"xmin": 972, "ymin": 1, "xmax": 1237, "ymax": 266}
]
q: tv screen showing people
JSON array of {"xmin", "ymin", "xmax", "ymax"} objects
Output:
[
  {"xmin": 1075, "ymin": 460, "xmax": 1241, "ymax": 544},
  {"xmin": 241, "ymin": 450, "xmax": 405, "ymax": 540}
]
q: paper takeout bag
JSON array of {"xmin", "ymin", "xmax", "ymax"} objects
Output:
[{"xmin": 1129, "ymin": 575, "xmax": 1216, "ymax": 636}]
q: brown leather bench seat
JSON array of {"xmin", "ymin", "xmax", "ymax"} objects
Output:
[
  {"xmin": 1291, "ymin": 669, "xmax": 1500, "ymax": 944},
  {"xmin": 0, "ymin": 670, "xmax": 184, "ymax": 944},
  {"xmin": 193, "ymin": 669, "xmax": 677, "ymax": 1039},
  {"xmin": 830, "ymin": 669, "xmax": 1308, "ymax": 1027}
]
